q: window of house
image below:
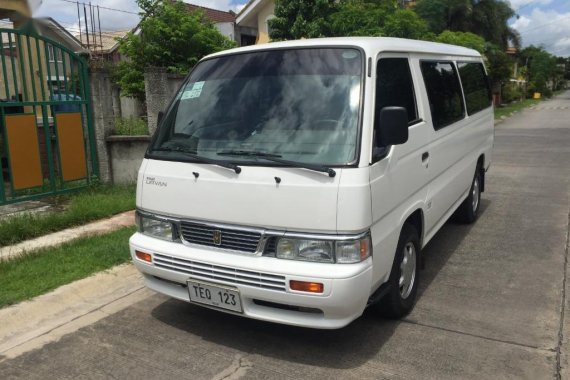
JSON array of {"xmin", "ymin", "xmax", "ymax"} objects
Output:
[
  {"xmin": 47, "ymin": 45, "xmax": 62, "ymax": 62},
  {"xmin": 457, "ymin": 62, "xmax": 492, "ymax": 115},
  {"xmin": 420, "ymin": 61, "xmax": 465, "ymax": 130},
  {"xmin": 375, "ymin": 57, "xmax": 418, "ymax": 126}
]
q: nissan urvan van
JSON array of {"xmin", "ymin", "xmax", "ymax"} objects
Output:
[{"xmin": 130, "ymin": 37, "xmax": 493, "ymax": 329}]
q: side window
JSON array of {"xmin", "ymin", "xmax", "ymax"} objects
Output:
[
  {"xmin": 375, "ymin": 58, "xmax": 418, "ymax": 126},
  {"xmin": 458, "ymin": 62, "xmax": 492, "ymax": 115},
  {"xmin": 420, "ymin": 61, "xmax": 465, "ymax": 130}
]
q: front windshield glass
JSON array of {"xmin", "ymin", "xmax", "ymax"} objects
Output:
[{"xmin": 149, "ymin": 48, "xmax": 363, "ymax": 166}]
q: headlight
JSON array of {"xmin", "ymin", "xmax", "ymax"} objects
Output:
[
  {"xmin": 137, "ymin": 214, "xmax": 174, "ymax": 240},
  {"xmin": 277, "ymin": 238, "xmax": 334, "ymax": 263},
  {"xmin": 275, "ymin": 235, "xmax": 371, "ymax": 264}
]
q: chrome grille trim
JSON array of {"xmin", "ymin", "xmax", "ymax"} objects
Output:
[
  {"xmin": 180, "ymin": 222, "xmax": 262, "ymax": 253},
  {"xmin": 153, "ymin": 253, "xmax": 287, "ymax": 292}
]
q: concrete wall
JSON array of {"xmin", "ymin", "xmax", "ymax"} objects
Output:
[
  {"xmin": 215, "ymin": 22, "xmax": 235, "ymax": 41},
  {"xmin": 120, "ymin": 96, "xmax": 144, "ymax": 118},
  {"xmin": 256, "ymin": 1, "xmax": 275, "ymax": 44},
  {"xmin": 106, "ymin": 136, "xmax": 150, "ymax": 184},
  {"xmin": 89, "ymin": 67, "xmax": 115, "ymax": 183},
  {"xmin": 144, "ymin": 67, "xmax": 186, "ymax": 135}
]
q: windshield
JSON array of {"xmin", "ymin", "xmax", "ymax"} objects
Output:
[{"xmin": 149, "ymin": 48, "xmax": 363, "ymax": 166}]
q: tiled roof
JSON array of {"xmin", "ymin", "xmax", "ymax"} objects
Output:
[{"xmin": 185, "ymin": 3, "xmax": 236, "ymax": 23}]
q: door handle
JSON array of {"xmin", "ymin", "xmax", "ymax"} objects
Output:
[{"xmin": 422, "ymin": 152, "xmax": 430, "ymax": 162}]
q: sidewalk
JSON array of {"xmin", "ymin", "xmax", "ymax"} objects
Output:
[
  {"xmin": 0, "ymin": 264, "xmax": 151, "ymax": 361},
  {"xmin": 0, "ymin": 209, "xmax": 149, "ymax": 361},
  {"xmin": 0, "ymin": 210, "xmax": 135, "ymax": 261}
]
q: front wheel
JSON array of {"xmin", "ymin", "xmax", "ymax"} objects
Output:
[{"xmin": 378, "ymin": 224, "xmax": 420, "ymax": 319}]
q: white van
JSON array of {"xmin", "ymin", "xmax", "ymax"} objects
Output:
[{"xmin": 130, "ymin": 37, "xmax": 493, "ymax": 329}]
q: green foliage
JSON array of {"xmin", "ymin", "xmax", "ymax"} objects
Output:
[
  {"xmin": 484, "ymin": 43, "xmax": 512, "ymax": 87},
  {"xmin": 114, "ymin": 116, "xmax": 149, "ymax": 135},
  {"xmin": 382, "ymin": 9, "xmax": 431, "ymax": 39},
  {"xmin": 520, "ymin": 45, "xmax": 560, "ymax": 97},
  {"xmin": 271, "ymin": 0, "xmax": 429, "ymax": 40},
  {"xmin": 116, "ymin": 0, "xmax": 236, "ymax": 99},
  {"xmin": 414, "ymin": 0, "xmax": 519, "ymax": 49},
  {"xmin": 0, "ymin": 227, "xmax": 135, "ymax": 308},
  {"xmin": 270, "ymin": 0, "xmax": 338, "ymax": 40},
  {"xmin": 501, "ymin": 83, "xmax": 523, "ymax": 103},
  {"xmin": 0, "ymin": 185, "xmax": 135, "ymax": 246},
  {"xmin": 435, "ymin": 31, "xmax": 485, "ymax": 53}
]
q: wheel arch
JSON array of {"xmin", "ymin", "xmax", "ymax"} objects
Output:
[
  {"xmin": 403, "ymin": 208, "xmax": 424, "ymax": 248},
  {"xmin": 477, "ymin": 154, "xmax": 485, "ymax": 192}
]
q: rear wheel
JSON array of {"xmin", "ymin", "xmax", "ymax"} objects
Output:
[
  {"xmin": 455, "ymin": 166, "xmax": 482, "ymax": 224},
  {"xmin": 379, "ymin": 224, "xmax": 420, "ymax": 319}
]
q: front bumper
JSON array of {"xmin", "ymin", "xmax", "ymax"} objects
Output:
[{"xmin": 130, "ymin": 232, "xmax": 373, "ymax": 329}]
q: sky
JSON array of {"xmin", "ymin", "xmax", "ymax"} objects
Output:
[{"xmin": 32, "ymin": 0, "xmax": 570, "ymax": 57}]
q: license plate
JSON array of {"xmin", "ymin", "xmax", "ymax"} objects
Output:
[{"xmin": 187, "ymin": 280, "xmax": 242, "ymax": 313}]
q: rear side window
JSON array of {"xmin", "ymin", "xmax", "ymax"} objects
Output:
[
  {"xmin": 458, "ymin": 62, "xmax": 492, "ymax": 115},
  {"xmin": 420, "ymin": 61, "xmax": 465, "ymax": 130},
  {"xmin": 376, "ymin": 58, "xmax": 418, "ymax": 125}
]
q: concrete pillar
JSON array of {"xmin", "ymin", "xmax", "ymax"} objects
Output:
[
  {"xmin": 144, "ymin": 67, "xmax": 169, "ymax": 136},
  {"xmin": 89, "ymin": 68, "xmax": 115, "ymax": 183},
  {"xmin": 111, "ymin": 84, "xmax": 122, "ymax": 119}
]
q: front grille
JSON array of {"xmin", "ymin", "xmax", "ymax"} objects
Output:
[
  {"xmin": 180, "ymin": 222, "xmax": 261, "ymax": 253},
  {"xmin": 153, "ymin": 253, "xmax": 287, "ymax": 292}
]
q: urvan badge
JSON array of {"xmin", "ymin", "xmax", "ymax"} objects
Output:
[{"xmin": 212, "ymin": 230, "xmax": 222, "ymax": 246}]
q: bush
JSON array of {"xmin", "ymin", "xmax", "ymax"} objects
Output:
[
  {"xmin": 114, "ymin": 117, "xmax": 148, "ymax": 135},
  {"xmin": 502, "ymin": 84, "xmax": 523, "ymax": 103}
]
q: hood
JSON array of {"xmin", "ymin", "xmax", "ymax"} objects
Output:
[{"xmin": 139, "ymin": 159, "xmax": 341, "ymax": 233}]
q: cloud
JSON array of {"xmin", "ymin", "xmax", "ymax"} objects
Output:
[
  {"xmin": 35, "ymin": 0, "xmax": 140, "ymax": 32},
  {"xmin": 511, "ymin": 9, "xmax": 570, "ymax": 57},
  {"xmin": 34, "ymin": 0, "xmax": 247, "ymax": 34}
]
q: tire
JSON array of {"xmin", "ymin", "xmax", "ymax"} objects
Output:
[
  {"xmin": 379, "ymin": 224, "xmax": 420, "ymax": 319},
  {"xmin": 455, "ymin": 165, "xmax": 482, "ymax": 224}
]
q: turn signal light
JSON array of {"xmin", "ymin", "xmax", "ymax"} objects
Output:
[
  {"xmin": 135, "ymin": 250, "xmax": 152, "ymax": 263},
  {"xmin": 290, "ymin": 280, "xmax": 324, "ymax": 293}
]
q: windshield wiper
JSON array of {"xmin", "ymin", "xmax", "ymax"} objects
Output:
[
  {"xmin": 217, "ymin": 150, "xmax": 336, "ymax": 178},
  {"xmin": 153, "ymin": 147, "xmax": 241, "ymax": 174}
]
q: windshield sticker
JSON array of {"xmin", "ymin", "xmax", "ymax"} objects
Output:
[{"xmin": 181, "ymin": 81, "xmax": 205, "ymax": 100}]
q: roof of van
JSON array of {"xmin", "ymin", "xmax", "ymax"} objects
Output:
[{"xmin": 205, "ymin": 37, "xmax": 482, "ymax": 59}]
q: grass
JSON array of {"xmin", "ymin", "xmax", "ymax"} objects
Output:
[
  {"xmin": 494, "ymin": 98, "xmax": 542, "ymax": 120},
  {"xmin": 114, "ymin": 116, "xmax": 149, "ymax": 135},
  {"xmin": 0, "ymin": 185, "xmax": 135, "ymax": 247},
  {"xmin": 0, "ymin": 227, "xmax": 136, "ymax": 308}
]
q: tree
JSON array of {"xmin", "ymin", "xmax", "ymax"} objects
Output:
[
  {"xmin": 116, "ymin": 0, "xmax": 235, "ymax": 99},
  {"xmin": 269, "ymin": 0, "xmax": 338, "ymax": 40},
  {"xmin": 414, "ymin": 0, "xmax": 519, "ymax": 50},
  {"xmin": 414, "ymin": 0, "xmax": 472, "ymax": 34},
  {"xmin": 520, "ymin": 46, "xmax": 561, "ymax": 97},
  {"xmin": 382, "ymin": 9, "xmax": 431, "ymax": 39},
  {"xmin": 435, "ymin": 30, "xmax": 485, "ymax": 53}
]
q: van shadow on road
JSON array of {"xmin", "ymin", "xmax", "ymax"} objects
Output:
[{"xmin": 151, "ymin": 201, "xmax": 490, "ymax": 370}]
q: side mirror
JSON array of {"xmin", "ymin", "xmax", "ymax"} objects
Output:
[
  {"xmin": 157, "ymin": 110, "xmax": 165, "ymax": 126},
  {"xmin": 376, "ymin": 106, "xmax": 408, "ymax": 147}
]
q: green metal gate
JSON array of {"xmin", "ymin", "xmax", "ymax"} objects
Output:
[{"xmin": 0, "ymin": 25, "xmax": 98, "ymax": 206}]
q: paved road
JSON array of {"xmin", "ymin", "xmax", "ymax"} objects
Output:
[{"xmin": 1, "ymin": 92, "xmax": 569, "ymax": 379}]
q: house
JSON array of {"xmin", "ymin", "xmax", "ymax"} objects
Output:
[
  {"xmin": 33, "ymin": 18, "xmax": 89, "ymax": 93},
  {"xmin": 235, "ymin": 0, "xmax": 274, "ymax": 45},
  {"xmin": 185, "ymin": 4, "xmax": 237, "ymax": 42},
  {"xmin": 76, "ymin": 29, "xmax": 131, "ymax": 63}
]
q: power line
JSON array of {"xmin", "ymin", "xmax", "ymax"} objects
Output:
[{"xmin": 56, "ymin": 0, "xmax": 139, "ymax": 15}]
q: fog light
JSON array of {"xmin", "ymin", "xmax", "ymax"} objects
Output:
[
  {"xmin": 290, "ymin": 280, "xmax": 324, "ymax": 293},
  {"xmin": 135, "ymin": 250, "xmax": 152, "ymax": 263}
]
